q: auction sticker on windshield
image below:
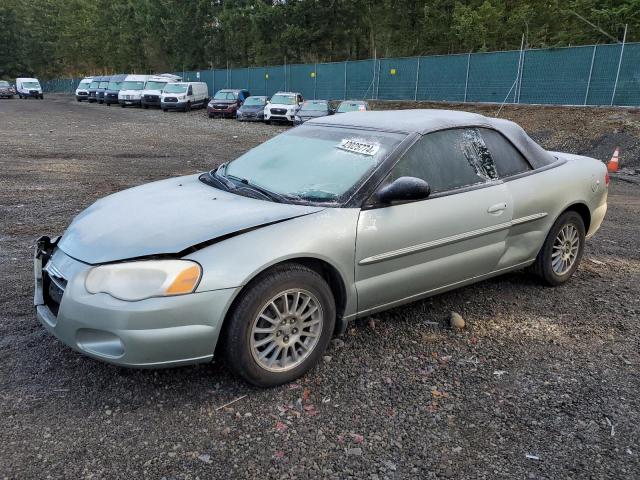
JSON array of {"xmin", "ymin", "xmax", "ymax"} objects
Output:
[{"xmin": 337, "ymin": 139, "xmax": 380, "ymax": 156}]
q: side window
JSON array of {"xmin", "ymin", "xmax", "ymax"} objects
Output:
[
  {"xmin": 479, "ymin": 128, "xmax": 531, "ymax": 177},
  {"xmin": 386, "ymin": 128, "xmax": 498, "ymax": 195},
  {"xmin": 187, "ymin": 85, "xmax": 193, "ymax": 96}
]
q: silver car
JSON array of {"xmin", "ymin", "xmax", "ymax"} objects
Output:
[{"xmin": 34, "ymin": 110, "xmax": 608, "ymax": 386}]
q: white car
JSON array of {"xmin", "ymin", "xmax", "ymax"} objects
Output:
[
  {"xmin": 118, "ymin": 74, "xmax": 151, "ymax": 107},
  {"xmin": 16, "ymin": 77, "xmax": 43, "ymax": 99},
  {"xmin": 141, "ymin": 74, "xmax": 182, "ymax": 109},
  {"xmin": 161, "ymin": 82, "xmax": 209, "ymax": 112},
  {"xmin": 75, "ymin": 77, "xmax": 93, "ymax": 102},
  {"xmin": 264, "ymin": 91, "xmax": 303, "ymax": 124}
]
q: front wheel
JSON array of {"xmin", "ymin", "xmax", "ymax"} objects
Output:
[
  {"xmin": 531, "ymin": 211, "xmax": 585, "ymax": 286},
  {"xmin": 184, "ymin": 102, "xmax": 191, "ymax": 112},
  {"xmin": 223, "ymin": 264, "xmax": 336, "ymax": 387}
]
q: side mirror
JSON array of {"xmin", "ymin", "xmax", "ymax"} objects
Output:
[{"xmin": 377, "ymin": 177, "xmax": 431, "ymax": 204}]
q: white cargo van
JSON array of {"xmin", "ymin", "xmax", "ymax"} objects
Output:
[
  {"xmin": 75, "ymin": 77, "xmax": 93, "ymax": 102},
  {"xmin": 141, "ymin": 74, "xmax": 181, "ymax": 109},
  {"xmin": 118, "ymin": 74, "xmax": 151, "ymax": 107},
  {"xmin": 16, "ymin": 78, "xmax": 43, "ymax": 99},
  {"xmin": 160, "ymin": 82, "xmax": 209, "ymax": 112}
]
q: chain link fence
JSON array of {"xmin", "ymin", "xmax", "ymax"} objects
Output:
[{"xmin": 42, "ymin": 42, "xmax": 640, "ymax": 106}]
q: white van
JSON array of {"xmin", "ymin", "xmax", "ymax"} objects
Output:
[
  {"xmin": 118, "ymin": 74, "xmax": 151, "ymax": 107},
  {"xmin": 16, "ymin": 78, "xmax": 43, "ymax": 99},
  {"xmin": 141, "ymin": 74, "xmax": 181, "ymax": 109},
  {"xmin": 160, "ymin": 82, "xmax": 209, "ymax": 112},
  {"xmin": 264, "ymin": 91, "xmax": 303, "ymax": 124},
  {"xmin": 75, "ymin": 77, "xmax": 93, "ymax": 102}
]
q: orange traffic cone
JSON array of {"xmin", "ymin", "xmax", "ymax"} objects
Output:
[{"xmin": 607, "ymin": 147, "xmax": 620, "ymax": 173}]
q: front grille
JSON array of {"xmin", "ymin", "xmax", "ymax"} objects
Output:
[
  {"xmin": 43, "ymin": 264, "xmax": 67, "ymax": 316},
  {"xmin": 29, "ymin": 90, "xmax": 38, "ymax": 95},
  {"xmin": 107, "ymin": 93, "xmax": 117, "ymax": 99},
  {"xmin": 270, "ymin": 108, "xmax": 287, "ymax": 115},
  {"xmin": 214, "ymin": 104, "xmax": 229, "ymax": 110},
  {"xmin": 144, "ymin": 95, "xmax": 159, "ymax": 101},
  {"xmin": 164, "ymin": 97, "xmax": 178, "ymax": 103},
  {"xmin": 78, "ymin": 91, "xmax": 88, "ymax": 96}
]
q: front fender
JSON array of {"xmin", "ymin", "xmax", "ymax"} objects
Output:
[{"xmin": 186, "ymin": 208, "xmax": 360, "ymax": 318}]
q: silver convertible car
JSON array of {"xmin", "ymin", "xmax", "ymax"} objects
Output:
[{"xmin": 34, "ymin": 110, "xmax": 608, "ymax": 386}]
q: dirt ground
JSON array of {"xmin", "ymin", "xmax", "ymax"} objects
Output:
[{"xmin": 1, "ymin": 95, "xmax": 639, "ymax": 479}]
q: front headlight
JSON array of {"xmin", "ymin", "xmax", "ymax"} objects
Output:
[{"xmin": 85, "ymin": 260, "xmax": 202, "ymax": 301}]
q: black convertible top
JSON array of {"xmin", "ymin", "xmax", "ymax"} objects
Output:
[{"xmin": 308, "ymin": 109, "xmax": 556, "ymax": 169}]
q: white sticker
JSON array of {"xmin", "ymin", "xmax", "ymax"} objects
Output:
[{"xmin": 337, "ymin": 139, "xmax": 380, "ymax": 156}]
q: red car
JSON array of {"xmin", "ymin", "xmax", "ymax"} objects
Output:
[{"xmin": 207, "ymin": 89, "xmax": 251, "ymax": 118}]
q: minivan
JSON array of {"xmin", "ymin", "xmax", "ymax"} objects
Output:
[
  {"xmin": 160, "ymin": 82, "xmax": 209, "ymax": 112},
  {"xmin": 118, "ymin": 74, "xmax": 151, "ymax": 107},
  {"xmin": 103, "ymin": 74, "xmax": 127, "ymax": 106},
  {"xmin": 75, "ymin": 77, "xmax": 93, "ymax": 102},
  {"xmin": 16, "ymin": 78, "xmax": 43, "ymax": 99},
  {"xmin": 141, "ymin": 74, "xmax": 182, "ymax": 109}
]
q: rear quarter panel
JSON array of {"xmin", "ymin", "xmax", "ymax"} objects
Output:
[{"xmin": 497, "ymin": 155, "xmax": 607, "ymax": 269}]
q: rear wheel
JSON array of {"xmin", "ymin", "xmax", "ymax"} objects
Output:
[
  {"xmin": 223, "ymin": 264, "xmax": 335, "ymax": 387},
  {"xmin": 531, "ymin": 211, "xmax": 585, "ymax": 286}
]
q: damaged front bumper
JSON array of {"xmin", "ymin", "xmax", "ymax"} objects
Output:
[{"xmin": 34, "ymin": 236, "xmax": 236, "ymax": 368}]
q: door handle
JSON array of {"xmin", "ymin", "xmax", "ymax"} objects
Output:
[{"xmin": 487, "ymin": 202, "xmax": 507, "ymax": 214}]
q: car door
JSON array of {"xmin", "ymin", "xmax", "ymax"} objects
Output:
[
  {"xmin": 477, "ymin": 128, "xmax": 551, "ymax": 268},
  {"xmin": 354, "ymin": 128, "xmax": 513, "ymax": 314}
]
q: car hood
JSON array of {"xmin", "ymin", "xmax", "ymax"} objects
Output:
[
  {"xmin": 298, "ymin": 111, "xmax": 328, "ymax": 119},
  {"xmin": 239, "ymin": 105, "xmax": 264, "ymax": 112},
  {"xmin": 58, "ymin": 174, "xmax": 324, "ymax": 264},
  {"xmin": 211, "ymin": 99, "xmax": 236, "ymax": 105}
]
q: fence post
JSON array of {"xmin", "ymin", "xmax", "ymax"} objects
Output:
[
  {"xmin": 313, "ymin": 63, "xmax": 317, "ymax": 99},
  {"xmin": 414, "ymin": 57, "xmax": 420, "ymax": 101},
  {"xmin": 344, "ymin": 60, "xmax": 348, "ymax": 100},
  {"xmin": 375, "ymin": 59, "xmax": 381, "ymax": 100},
  {"xmin": 584, "ymin": 45, "xmax": 596, "ymax": 106},
  {"xmin": 464, "ymin": 53, "xmax": 471, "ymax": 102},
  {"xmin": 611, "ymin": 24, "xmax": 627, "ymax": 106},
  {"xmin": 517, "ymin": 49, "xmax": 526, "ymax": 104}
]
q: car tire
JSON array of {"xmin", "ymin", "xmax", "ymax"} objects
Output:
[
  {"xmin": 143, "ymin": 104, "xmax": 148, "ymax": 109},
  {"xmin": 222, "ymin": 263, "xmax": 336, "ymax": 387},
  {"xmin": 265, "ymin": 119, "xmax": 271, "ymax": 125},
  {"xmin": 531, "ymin": 211, "xmax": 585, "ymax": 286},
  {"xmin": 184, "ymin": 102, "xmax": 191, "ymax": 112},
  {"xmin": 163, "ymin": 108, "xmax": 168, "ymax": 112},
  {"xmin": 121, "ymin": 104, "xmax": 125, "ymax": 108}
]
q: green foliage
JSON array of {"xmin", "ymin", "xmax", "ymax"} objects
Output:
[{"xmin": 0, "ymin": 0, "xmax": 638, "ymax": 79}]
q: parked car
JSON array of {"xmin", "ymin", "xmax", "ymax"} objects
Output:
[
  {"xmin": 293, "ymin": 100, "xmax": 334, "ymax": 125},
  {"xmin": 96, "ymin": 76, "xmax": 111, "ymax": 104},
  {"xmin": 236, "ymin": 96, "xmax": 269, "ymax": 122},
  {"xmin": 87, "ymin": 76, "xmax": 102, "ymax": 103},
  {"xmin": 0, "ymin": 80, "xmax": 16, "ymax": 99},
  {"xmin": 161, "ymin": 82, "xmax": 209, "ymax": 112},
  {"xmin": 336, "ymin": 100, "xmax": 369, "ymax": 113},
  {"xmin": 207, "ymin": 89, "xmax": 251, "ymax": 118},
  {"xmin": 74, "ymin": 77, "xmax": 93, "ymax": 102},
  {"xmin": 141, "ymin": 74, "xmax": 181, "ymax": 109},
  {"xmin": 264, "ymin": 91, "xmax": 303, "ymax": 124},
  {"xmin": 33, "ymin": 109, "xmax": 607, "ymax": 387},
  {"xmin": 118, "ymin": 74, "xmax": 151, "ymax": 107},
  {"xmin": 16, "ymin": 77, "xmax": 43, "ymax": 99},
  {"xmin": 104, "ymin": 74, "xmax": 127, "ymax": 106}
]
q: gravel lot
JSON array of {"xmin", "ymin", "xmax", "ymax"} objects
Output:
[{"xmin": 1, "ymin": 95, "xmax": 639, "ymax": 479}]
